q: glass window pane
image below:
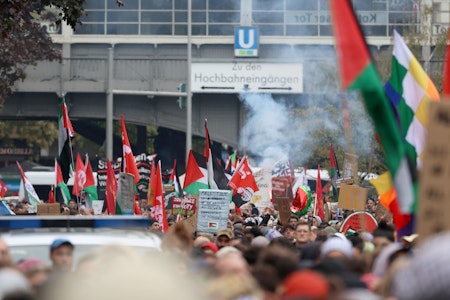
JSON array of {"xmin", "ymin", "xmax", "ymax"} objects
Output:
[
  {"xmin": 142, "ymin": 0, "xmax": 172, "ymax": 9},
  {"xmin": 208, "ymin": 25, "xmax": 234, "ymax": 35},
  {"xmin": 107, "ymin": 0, "xmax": 138, "ymax": 9},
  {"xmin": 253, "ymin": 0, "xmax": 283, "ymax": 10},
  {"xmin": 192, "ymin": 25, "xmax": 206, "ymax": 35},
  {"xmin": 192, "ymin": 12, "xmax": 206, "ymax": 22},
  {"xmin": 141, "ymin": 11, "xmax": 172, "ymax": 22},
  {"xmin": 141, "ymin": 24, "xmax": 172, "ymax": 35},
  {"xmin": 319, "ymin": 25, "xmax": 333, "ymax": 36},
  {"xmin": 84, "ymin": 0, "xmax": 105, "ymax": 9},
  {"xmin": 175, "ymin": 1, "xmax": 187, "ymax": 9},
  {"xmin": 253, "ymin": 12, "xmax": 283, "ymax": 23},
  {"xmin": 361, "ymin": 25, "xmax": 386, "ymax": 36},
  {"xmin": 74, "ymin": 23, "xmax": 105, "ymax": 34},
  {"xmin": 209, "ymin": 0, "xmax": 240, "ymax": 10},
  {"xmin": 286, "ymin": 25, "xmax": 317, "ymax": 36},
  {"xmin": 193, "ymin": 0, "xmax": 206, "ymax": 10},
  {"xmin": 209, "ymin": 12, "xmax": 239, "ymax": 23},
  {"xmin": 175, "ymin": 11, "xmax": 187, "ymax": 22},
  {"xmin": 107, "ymin": 11, "xmax": 138, "ymax": 22},
  {"xmin": 288, "ymin": 0, "xmax": 317, "ymax": 10},
  {"xmin": 259, "ymin": 25, "xmax": 283, "ymax": 36},
  {"xmin": 80, "ymin": 11, "xmax": 105, "ymax": 22},
  {"xmin": 107, "ymin": 24, "xmax": 138, "ymax": 34}
]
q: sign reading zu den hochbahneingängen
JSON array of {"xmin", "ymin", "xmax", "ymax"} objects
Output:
[{"xmin": 191, "ymin": 62, "xmax": 303, "ymax": 94}]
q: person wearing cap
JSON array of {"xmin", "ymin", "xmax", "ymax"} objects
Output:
[
  {"xmin": 215, "ymin": 228, "xmax": 234, "ymax": 249},
  {"xmin": 49, "ymin": 238, "xmax": 74, "ymax": 273}
]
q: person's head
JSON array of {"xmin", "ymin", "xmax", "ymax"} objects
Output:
[
  {"xmin": 49, "ymin": 238, "xmax": 74, "ymax": 272},
  {"xmin": 17, "ymin": 258, "xmax": 50, "ymax": 292},
  {"xmin": 295, "ymin": 221, "xmax": 311, "ymax": 246},
  {"xmin": 216, "ymin": 228, "xmax": 234, "ymax": 249},
  {"xmin": 68, "ymin": 200, "xmax": 77, "ymax": 209},
  {"xmin": 289, "ymin": 214, "xmax": 299, "ymax": 226},
  {"xmin": 282, "ymin": 223, "xmax": 296, "ymax": 242},
  {"xmin": 366, "ymin": 198, "xmax": 376, "ymax": 211},
  {"xmin": 320, "ymin": 234, "xmax": 353, "ymax": 260},
  {"xmin": 372, "ymin": 221, "xmax": 395, "ymax": 255},
  {"xmin": 148, "ymin": 218, "xmax": 160, "ymax": 230}
]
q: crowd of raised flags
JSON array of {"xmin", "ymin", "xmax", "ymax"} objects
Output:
[{"xmin": 3, "ymin": 0, "xmax": 449, "ymax": 241}]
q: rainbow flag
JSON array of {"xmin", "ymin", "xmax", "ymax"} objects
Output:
[{"xmin": 330, "ymin": 1, "xmax": 414, "ymax": 216}]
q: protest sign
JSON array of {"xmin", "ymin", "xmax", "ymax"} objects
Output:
[
  {"xmin": 117, "ymin": 172, "xmax": 135, "ymax": 215},
  {"xmin": 339, "ymin": 211, "xmax": 378, "ymax": 233},
  {"xmin": 172, "ymin": 197, "xmax": 196, "ymax": 217},
  {"xmin": 337, "ymin": 184, "xmax": 367, "ymax": 211},
  {"xmin": 197, "ymin": 189, "xmax": 230, "ymax": 233}
]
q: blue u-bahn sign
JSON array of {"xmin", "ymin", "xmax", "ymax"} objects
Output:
[{"xmin": 234, "ymin": 27, "xmax": 259, "ymax": 57}]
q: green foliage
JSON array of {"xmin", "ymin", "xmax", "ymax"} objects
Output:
[{"xmin": 0, "ymin": 120, "xmax": 58, "ymax": 160}]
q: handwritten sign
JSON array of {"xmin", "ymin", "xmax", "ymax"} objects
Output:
[
  {"xmin": 197, "ymin": 189, "xmax": 230, "ymax": 234},
  {"xmin": 418, "ymin": 101, "xmax": 450, "ymax": 238},
  {"xmin": 337, "ymin": 184, "xmax": 367, "ymax": 211},
  {"xmin": 172, "ymin": 197, "xmax": 196, "ymax": 217}
]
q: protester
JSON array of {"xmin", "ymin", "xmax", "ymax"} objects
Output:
[
  {"xmin": 0, "ymin": 237, "xmax": 12, "ymax": 268},
  {"xmin": 49, "ymin": 238, "xmax": 74, "ymax": 273},
  {"xmin": 215, "ymin": 228, "xmax": 234, "ymax": 249},
  {"xmin": 294, "ymin": 220, "xmax": 312, "ymax": 250},
  {"xmin": 17, "ymin": 258, "xmax": 50, "ymax": 293}
]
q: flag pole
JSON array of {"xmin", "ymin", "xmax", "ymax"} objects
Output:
[{"xmin": 67, "ymin": 127, "xmax": 81, "ymax": 213}]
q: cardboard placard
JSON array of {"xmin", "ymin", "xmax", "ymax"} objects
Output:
[
  {"xmin": 418, "ymin": 101, "xmax": 450, "ymax": 238},
  {"xmin": 337, "ymin": 184, "xmax": 367, "ymax": 211},
  {"xmin": 272, "ymin": 176, "xmax": 293, "ymax": 198},
  {"xmin": 273, "ymin": 196, "xmax": 291, "ymax": 226},
  {"xmin": 37, "ymin": 203, "xmax": 60, "ymax": 215}
]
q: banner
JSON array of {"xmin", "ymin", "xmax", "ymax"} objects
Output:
[
  {"xmin": 172, "ymin": 197, "xmax": 196, "ymax": 217},
  {"xmin": 97, "ymin": 153, "xmax": 156, "ymax": 200}
]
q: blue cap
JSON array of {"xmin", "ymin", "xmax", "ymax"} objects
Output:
[{"xmin": 50, "ymin": 238, "xmax": 74, "ymax": 251}]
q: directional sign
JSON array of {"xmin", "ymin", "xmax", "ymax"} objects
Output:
[{"xmin": 191, "ymin": 62, "xmax": 303, "ymax": 94}]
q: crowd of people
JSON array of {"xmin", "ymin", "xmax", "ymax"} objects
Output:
[{"xmin": 0, "ymin": 197, "xmax": 447, "ymax": 300}]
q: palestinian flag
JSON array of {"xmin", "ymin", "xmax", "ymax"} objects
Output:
[
  {"xmin": 168, "ymin": 160, "xmax": 183, "ymax": 197},
  {"xmin": 83, "ymin": 154, "xmax": 98, "ymax": 206},
  {"xmin": 183, "ymin": 150, "xmax": 208, "ymax": 195},
  {"xmin": 17, "ymin": 161, "xmax": 40, "ymax": 212},
  {"xmin": 204, "ymin": 119, "xmax": 218, "ymax": 189},
  {"xmin": 57, "ymin": 97, "xmax": 75, "ymax": 183},
  {"xmin": 55, "ymin": 159, "xmax": 71, "ymax": 205},
  {"xmin": 330, "ymin": 0, "xmax": 414, "ymax": 215}
]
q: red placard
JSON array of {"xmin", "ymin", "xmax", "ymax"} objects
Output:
[{"xmin": 339, "ymin": 211, "xmax": 378, "ymax": 233}]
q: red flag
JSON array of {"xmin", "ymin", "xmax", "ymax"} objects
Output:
[
  {"xmin": 443, "ymin": 28, "xmax": 450, "ymax": 97},
  {"xmin": 150, "ymin": 161, "xmax": 168, "ymax": 232},
  {"xmin": 228, "ymin": 157, "xmax": 259, "ymax": 199},
  {"xmin": 0, "ymin": 180, "xmax": 8, "ymax": 198},
  {"xmin": 203, "ymin": 119, "xmax": 211, "ymax": 159},
  {"xmin": 147, "ymin": 161, "xmax": 156, "ymax": 206},
  {"xmin": 73, "ymin": 153, "xmax": 86, "ymax": 197},
  {"xmin": 48, "ymin": 185, "xmax": 56, "ymax": 204},
  {"xmin": 105, "ymin": 159, "xmax": 117, "ymax": 215},
  {"xmin": 315, "ymin": 165, "xmax": 325, "ymax": 220},
  {"xmin": 134, "ymin": 201, "xmax": 141, "ymax": 215},
  {"xmin": 121, "ymin": 115, "xmax": 140, "ymax": 184}
]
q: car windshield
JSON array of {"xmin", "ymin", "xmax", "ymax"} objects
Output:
[{"xmin": 9, "ymin": 244, "xmax": 158, "ymax": 266}]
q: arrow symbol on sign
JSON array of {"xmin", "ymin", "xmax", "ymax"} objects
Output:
[
  {"xmin": 201, "ymin": 86, "xmax": 235, "ymax": 90},
  {"xmin": 258, "ymin": 87, "xmax": 293, "ymax": 91}
]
